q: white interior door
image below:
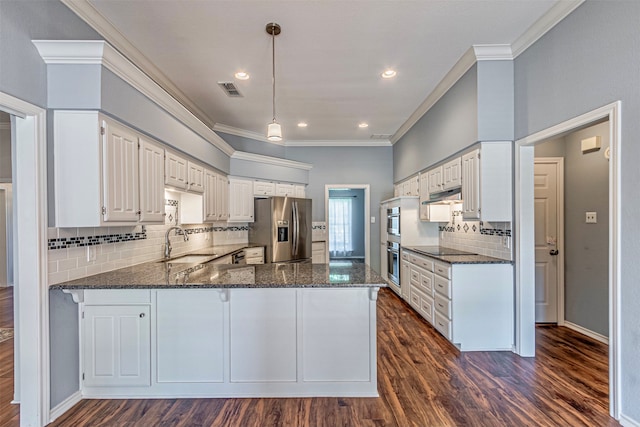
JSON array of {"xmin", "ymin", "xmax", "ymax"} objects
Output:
[{"xmin": 534, "ymin": 159, "xmax": 562, "ymax": 323}]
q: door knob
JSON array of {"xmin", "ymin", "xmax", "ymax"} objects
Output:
[{"xmin": 549, "ymin": 249, "xmax": 559, "ymax": 256}]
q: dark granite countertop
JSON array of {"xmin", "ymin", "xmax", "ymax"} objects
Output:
[
  {"xmin": 50, "ymin": 258, "xmax": 387, "ymax": 290},
  {"xmin": 403, "ymin": 246, "xmax": 512, "ymax": 265}
]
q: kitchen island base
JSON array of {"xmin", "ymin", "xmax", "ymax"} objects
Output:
[{"xmin": 71, "ymin": 287, "xmax": 380, "ymax": 399}]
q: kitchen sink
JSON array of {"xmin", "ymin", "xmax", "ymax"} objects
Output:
[{"xmin": 162, "ymin": 254, "xmax": 217, "ymax": 264}]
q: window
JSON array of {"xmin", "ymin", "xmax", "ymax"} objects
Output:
[{"xmin": 329, "ymin": 197, "xmax": 353, "ymax": 258}]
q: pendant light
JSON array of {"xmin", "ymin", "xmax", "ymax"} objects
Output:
[{"xmin": 266, "ymin": 22, "xmax": 282, "ymax": 142}]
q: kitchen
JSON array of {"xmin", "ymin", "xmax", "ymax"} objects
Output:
[{"xmin": 0, "ymin": 0, "xmax": 638, "ymax": 426}]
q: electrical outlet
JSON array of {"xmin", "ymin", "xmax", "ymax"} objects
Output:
[
  {"xmin": 502, "ymin": 236, "xmax": 510, "ymax": 249},
  {"xmin": 86, "ymin": 246, "xmax": 96, "ymax": 262},
  {"xmin": 586, "ymin": 212, "xmax": 597, "ymax": 223}
]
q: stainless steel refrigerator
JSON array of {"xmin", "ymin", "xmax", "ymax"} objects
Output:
[{"xmin": 249, "ymin": 197, "xmax": 312, "ymax": 263}]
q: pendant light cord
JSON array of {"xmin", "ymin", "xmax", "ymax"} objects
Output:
[{"xmin": 272, "ymin": 28, "xmax": 276, "ymax": 123}]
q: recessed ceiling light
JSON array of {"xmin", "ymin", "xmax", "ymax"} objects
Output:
[
  {"xmin": 297, "ymin": 122, "xmax": 308, "ymax": 128},
  {"xmin": 358, "ymin": 122, "xmax": 369, "ymax": 128},
  {"xmin": 235, "ymin": 71, "xmax": 250, "ymax": 80},
  {"xmin": 381, "ymin": 69, "xmax": 397, "ymax": 79}
]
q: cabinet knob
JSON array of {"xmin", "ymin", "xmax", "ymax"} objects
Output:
[{"xmin": 139, "ymin": 313, "xmax": 145, "ymax": 318}]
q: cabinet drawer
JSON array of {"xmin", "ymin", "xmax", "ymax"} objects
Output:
[
  {"xmin": 409, "ymin": 288, "xmax": 421, "ymax": 311},
  {"xmin": 434, "ymin": 262, "xmax": 451, "ymax": 279},
  {"xmin": 419, "ymin": 293, "xmax": 434, "ymax": 325},
  {"xmin": 84, "ymin": 289, "xmax": 151, "ymax": 305},
  {"xmin": 434, "ymin": 311, "xmax": 452, "ymax": 340},
  {"xmin": 434, "ymin": 275, "xmax": 452, "ymax": 298},
  {"xmin": 246, "ymin": 256, "xmax": 264, "ymax": 265},
  {"xmin": 244, "ymin": 247, "xmax": 264, "ymax": 258},
  {"xmin": 410, "ymin": 268, "xmax": 421, "ymax": 286},
  {"xmin": 401, "ymin": 251, "xmax": 410, "ymax": 261},
  {"xmin": 410, "ymin": 255, "xmax": 434, "ymax": 272},
  {"xmin": 418, "ymin": 271, "xmax": 434, "ymax": 295},
  {"xmin": 434, "ymin": 292, "xmax": 452, "ymax": 319}
]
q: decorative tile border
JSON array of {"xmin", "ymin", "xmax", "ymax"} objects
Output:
[
  {"xmin": 165, "ymin": 199, "xmax": 179, "ymax": 207},
  {"xmin": 48, "ymin": 231, "xmax": 147, "ymax": 250},
  {"xmin": 438, "ymin": 220, "xmax": 511, "ymax": 237}
]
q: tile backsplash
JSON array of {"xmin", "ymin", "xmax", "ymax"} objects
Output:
[
  {"xmin": 439, "ymin": 204, "xmax": 512, "ymax": 260},
  {"xmin": 47, "ymin": 198, "xmax": 248, "ymax": 285}
]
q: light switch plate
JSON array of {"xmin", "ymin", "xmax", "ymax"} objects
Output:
[
  {"xmin": 586, "ymin": 212, "xmax": 597, "ymax": 223},
  {"xmin": 371, "ymin": 216, "xmax": 376, "ymax": 224}
]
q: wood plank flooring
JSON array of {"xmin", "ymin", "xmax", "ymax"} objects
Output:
[
  {"xmin": 0, "ymin": 287, "xmax": 618, "ymax": 427},
  {"xmin": 0, "ymin": 287, "xmax": 18, "ymax": 427}
]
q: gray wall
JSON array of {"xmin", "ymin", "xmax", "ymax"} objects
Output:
[
  {"xmin": 515, "ymin": 0, "xmax": 640, "ymax": 419},
  {"xmin": 393, "ymin": 65, "xmax": 478, "ymax": 182},
  {"xmin": 49, "ymin": 290, "xmax": 79, "ymax": 408},
  {"xmin": 535, "ymin": 122, "xmax": 610, "ymax": 338},
  {"xmin": 218, "ymin": 132, "xmax": 286, "ymax": 158},
  {"xmin": 329, "ymin": 188, "xmax": 365, "ymax": 258},
  {"xmin": 286, "ymin": 146, "xmax": 393, "ymax": 273},
  {"xmin": 0, "ymin": 0, "xmax": 101, "ymax": 107}
]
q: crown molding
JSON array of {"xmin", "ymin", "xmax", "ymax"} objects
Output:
[
  {"xmin": 213, "ymin": 123, "xmax": 285, "ymax": 146},
  {"xmin": 32, "ymin": 40, "xmax": 235, "ymax": 157},
  {"xmin": 231, "ymin": 151, "xmax": 313, "ymax": 171},
  {"xmin": 511, "ymin": 0, "xmax": 585, "ymax": 58},
  {"xmin": 60, "ymin": 0, "xmax": 215, "ymax": 127},
  {"xmin": 285, "ymin": 139, "xmax": 391, "ymax": 147},
  {"xmin": 472, "ymin": 44, "xmax": 513, "ymax": 61}
]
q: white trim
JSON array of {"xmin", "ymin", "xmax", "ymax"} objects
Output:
[
  {"xmin": 324, "ymin": 184, "xmax": 371, "ymax": 266},
  {"xmin": 534, "ymin": 157, "xmax": 565, "ymax": 325},
  {"xmin": 619, "ymin": 413, "xmax": 640, "ymax": 427},
  {"xmin": 213, "ymin": 124, "xmax": 284, "ymax": 146},
  {"xmin": 515, "ymin": 101, "xmax": 621, "ymax": 419},
  {"xmin": 231, "ymin": 151, "xmax": 313, "ymax": 171},
  {"xmin": 285, "ymin": 139, "xmax": 391, "ymax": 147},
  {"xmin": 49, "ymin": 391, "xmax": 82, "ymax": 424},
  {"xmin": 472, "ymin": 44, "xmax": 514, "ymax": 61},
  {"xmin": 562, "ymin": 321, "xmax": 608, "ymax": 345},
  {"xmin": 511, "ymin": 0, "xmax": 585, "ymax": 58},
  {"xmin": 0, "ymin": 92, "xmax": 50, "ymax": 426},
  {"xmin": 32, "ymin": 40, "xmax": 235, "ymax": 157}
]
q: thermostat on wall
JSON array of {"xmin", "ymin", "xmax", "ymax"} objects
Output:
[{"xmin": 581, "ymin": 136, "xmax": 601, "ymax": 154}]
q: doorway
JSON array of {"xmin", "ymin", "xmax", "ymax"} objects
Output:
[
  {"xmin": 324, "ymin": 185, "xmax": 370, "ymax": 265},
  {"xmin": 515, "ymin": 102, "xmax": 620, "ymax": 417}
]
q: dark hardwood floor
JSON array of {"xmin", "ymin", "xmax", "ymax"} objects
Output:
[
  {"xmin": 0, "ymin": 287, "xmax": 18, "ymax": 427},
  {"xmin": 0, "ymin": 286, "xmax": 618, "ymax": 427}
]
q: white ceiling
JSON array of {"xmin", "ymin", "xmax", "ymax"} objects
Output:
[{"xmin": 75, "ymin": 0, "xmax": 571, "ymax": 145}]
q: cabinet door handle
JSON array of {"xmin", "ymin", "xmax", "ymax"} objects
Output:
[{"xmin": 139, "ymin": 313, "xmax": 145, "ymax": 318}]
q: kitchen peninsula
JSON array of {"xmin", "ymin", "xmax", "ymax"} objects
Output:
[{"xmin": 51, "ymin": 256, "xmax": 386, "ymax": 399}]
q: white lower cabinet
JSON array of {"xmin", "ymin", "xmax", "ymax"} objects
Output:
[
  {"xmin": 156, "ymin": 290, "xmax": 224, "ymax": 383},
  {"xmin": 400, "ymin": 251, "xmax": 411, "ymax": 301},
  {"xmin": 244, "ymin": 246, "xmax": 264, "ymax": 264},
  {"xmin": 230, "ymin": 288, "xmax": 297, "ymax": 382},
  {"xmin": 82, "ymin": 304, "xmax": 151, "ymax": 387},
  {"xmin": 403, "ymin": 248, "xmax": 513, "ymax": 351}
]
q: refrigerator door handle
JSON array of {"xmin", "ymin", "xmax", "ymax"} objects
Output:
[{"xmin": 292, "ymin": 200, "xmax": 299, "ymax": 256}]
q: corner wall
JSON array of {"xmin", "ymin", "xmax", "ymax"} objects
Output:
[{"xmin": 515, "ymin": 1, "xmax": 640, "ymax": 421}]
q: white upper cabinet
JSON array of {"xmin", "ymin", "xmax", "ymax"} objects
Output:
[
  {"xmin": 410, "ymin": 176, "xmax": 420, "ymax": 196},
  {"xmin": 461, "ymin": 142, "xmax": 512, "ymax": 222},
  {"xmin": 187, "ymin": 161, "xmax": 205, "ymax": 194},
  {"xmin": 165, "ymin": 151, "xmax": 188, "ymax": 190},
  {"xmin": 275, "ymin": 183, "xmax": 295, "ymax": 197},
  {"xmin": 253, "ymin": 180, "xmax": 276, "ymax": 197},
  {"xmin": 442, "ymin": 157, "xmax": 462, "ymax": 190},
  {"xmin": 295, "ymin": 184, "xmax": 306, "ymax": 198},
  {"xmin": 228, "ymin": 177, "xmax": 253, "ymax": 222},
  {"xmin": 54, "ymin": 111, "xmax": 165, "ymax": 227},
  {"xmin": 204, "ymin": 170, "xmax": 218, "ymax": 222},
  {"xmin": 428, "ymin": 166, "xmax": 444, "ymax": 195},
  {"xmin": 216, "ymin": 174, "xmax": 229, "ymax": 221},
  {"xmin": 138, "ymin": 138, "xmax": 165, "ymax": 223},
  {"xmin": 102, "ymin": 118, "xmax": 140, "ymax": 223}
]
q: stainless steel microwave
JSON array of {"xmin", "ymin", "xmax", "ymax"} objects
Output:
[{"xmin": 387, "ymin": 206, "xmax": 400, "ymax": 237}]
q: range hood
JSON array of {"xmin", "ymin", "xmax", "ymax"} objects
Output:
[{"xmin": 424, "ymin": 187, "xmax": 462, "ymax": 205}]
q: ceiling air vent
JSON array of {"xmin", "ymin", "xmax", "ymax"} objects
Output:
[
  {"xmin": 370, "ymin": 134, "xmax": 392, "ymax": 140},
  {"xmin": 217, "ymin": 81, "xmax": 243, "ymax": 97}
]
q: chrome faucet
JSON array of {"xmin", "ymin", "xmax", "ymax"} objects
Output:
[{"xmin": 164, "ymin": 226, "xmax": 189, "ymax": 259}]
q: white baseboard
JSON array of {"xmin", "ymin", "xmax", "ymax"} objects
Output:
[
  {"xmin": 563, "ymin": 321, "xmax": 608, "ymax": 345},
  {"xmin": 620, "ymin": 413, "xmax": 640, "ymax": 427},
  {"xmin": 49, "ymin": 390, "xmax": 81, "ymax": 423}
]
